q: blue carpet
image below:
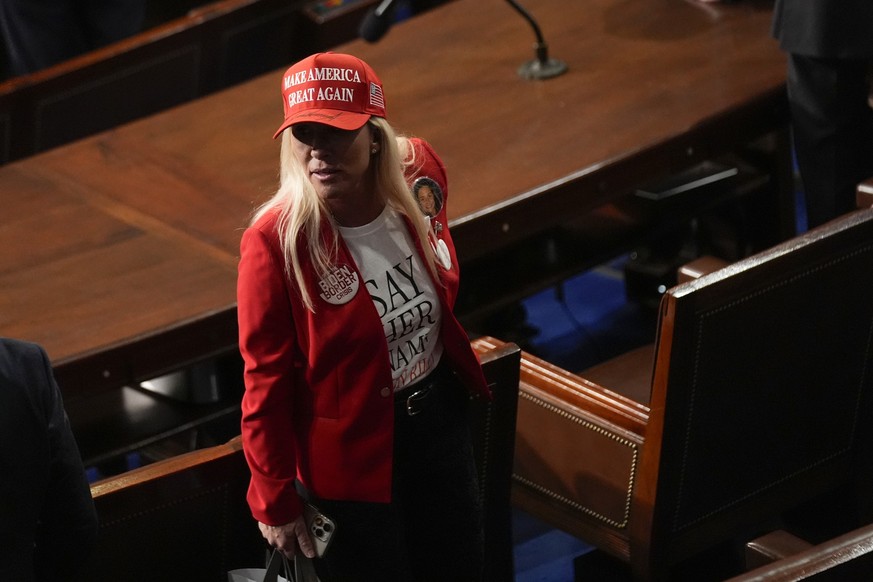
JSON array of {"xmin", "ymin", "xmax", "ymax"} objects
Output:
[
  {"xmin": 513, "ymin": 509, "xmax": 594, "ymax": 582},
  {"xmin": 520, "ymin": 257, "xmax": 657, "ymax": 373}
]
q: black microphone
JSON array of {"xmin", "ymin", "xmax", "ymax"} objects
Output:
[
  {"xmin": 359, "ymin": 0, "xmax": 398, "ymax": 43},
  {"xmin": 504, "ymin": 0, "xmax": 567, "ymax": 80}
]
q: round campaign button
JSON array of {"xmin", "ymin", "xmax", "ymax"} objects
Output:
[{"xmin": 317, "ymin": 264, "xmax": 359, "ymax": 305}]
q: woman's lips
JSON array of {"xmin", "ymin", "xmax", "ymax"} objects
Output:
[{"xmin": 311, "ymin": 166, "xmax": 339, "ymax": 181}]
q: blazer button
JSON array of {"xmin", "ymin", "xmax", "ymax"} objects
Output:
[{"xmin": 380, "ymin": 387, "xmax": 391, "ymax": 398}]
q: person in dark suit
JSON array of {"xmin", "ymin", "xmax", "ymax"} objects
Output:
[
  {"xmin": 0, "ymin": 338, "xmax": 98, "ymax": 582},
  {"xmin": 772, "ymin": 0, "xmax": 873, "ymax": 229}
]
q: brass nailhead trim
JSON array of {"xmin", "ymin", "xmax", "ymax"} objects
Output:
[{"xmin": 515, "ymin": 390, "xmax": 638, "ymax": 529}]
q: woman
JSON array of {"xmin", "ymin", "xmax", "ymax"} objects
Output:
[{"xmin": 236, "ymin": 52, "xmax": 491, "ymax": 581}]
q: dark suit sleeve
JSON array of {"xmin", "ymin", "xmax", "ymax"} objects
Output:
[
  {"xmin": 772, "ymin": 0, "xmax": 873, "ymax": 58},
  {"xmin": 30, "ymin": 345, "xmax": 98, "ymax": 581}
]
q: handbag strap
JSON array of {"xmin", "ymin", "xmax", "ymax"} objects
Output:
[
  {"xmin": 294, "ymin": 554, "xmax": 318, "ymax": 582},
  {"xmin": 263, "ymin": 549, "xmax": 294, "ymax": 582},
  {"xmin": 263, "ymin": 549, "xmax": 319, "ymax": 582}
]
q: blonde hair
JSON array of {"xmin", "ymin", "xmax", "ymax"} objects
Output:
[{"xmin": 251, "ymin": 117, "xmax": 439, "ymax": 311}]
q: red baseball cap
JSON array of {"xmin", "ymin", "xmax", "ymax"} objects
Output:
[{"xmin": 273, "ymin": 52, "xmax": 388, "ymax": 139}]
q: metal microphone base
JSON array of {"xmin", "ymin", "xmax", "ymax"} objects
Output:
[{"xmin": 518, "ymin": 57, "xmax": 568, "ymax": 80}]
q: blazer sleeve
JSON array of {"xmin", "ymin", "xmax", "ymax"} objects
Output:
[
  {"xmin": 237, "ymin": 226, "xmax": 304, "ymax": 525},
  {"xmin": 32, "ymin": 343, "xmax": 99, "ymax": 580}
]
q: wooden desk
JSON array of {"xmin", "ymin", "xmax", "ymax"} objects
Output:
[
  {"xmin": 0, "ymin": 164, "xmax": 239, "ymax": 399},
  {"xmin": 359, "ymin": 0, "xmax": 790, "ymax": 260},
  {"xmin": 0, "ymin": 0, "xmax": 788, "ymax": 395}
]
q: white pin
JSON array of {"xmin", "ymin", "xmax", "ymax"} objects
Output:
[
  {"xmin": 317, "ymin": 264, "xmax": 360, "ymax": 305},
  {"xmin": 435, "ymin": 239, "xmax": 452, "ymax": 270}
]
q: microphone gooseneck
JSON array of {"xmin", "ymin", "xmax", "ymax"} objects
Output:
[
  {"xmin": 504, "ymin": 0, "xmax": 567, "ymax": 80},
  {"xmin": 358, "ymin": 0, "xmax": 567, "ymax": 80}
]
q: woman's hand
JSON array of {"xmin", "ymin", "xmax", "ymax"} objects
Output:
[{"xmin": 258, "ymin": 516, "xmax": 316, "ymax": 559}]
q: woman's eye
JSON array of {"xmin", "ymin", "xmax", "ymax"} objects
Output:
[
  {"xmin": 292, "ymin": 125, "xmax": 313, "ymax": 142},
  {"xmin": 292, "ymin": 124, "xmax": 355, "ymax": 147}
]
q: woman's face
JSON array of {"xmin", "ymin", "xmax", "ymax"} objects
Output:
[
  {"xmin": 417, "ymin": 186, "xmax": 436, "ymax": 215},
  {"xmin": 290, "ymin": 122, "xmax": 376, "ymax": 204}
]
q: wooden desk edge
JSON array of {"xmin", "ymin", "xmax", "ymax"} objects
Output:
[{"xmin": 54, "ymin": 304, "xmax": 239, "ymax": 398}]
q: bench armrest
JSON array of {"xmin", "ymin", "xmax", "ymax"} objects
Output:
[
  {"xmin": 744, "ymin": 529, "xmax": 813, "ymax": 571},
  {"xmin": 677, "ymin": 255, "xmax": 730, "ymax": 283}
]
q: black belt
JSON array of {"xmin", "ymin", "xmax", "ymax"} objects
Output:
[{"xmin": 394, "ymin": 360, "xmax": 451, "ymax": 416}]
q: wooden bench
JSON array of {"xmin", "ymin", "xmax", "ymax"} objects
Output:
[
  {"xmin": 78, "ymin": 340, "xmax": 520, "ymax": 581},
  {"xmin": 0, "ymin": 0, "xmax": 308, "ymax": 165},
  {"xmin": 0, "ymin": 0, "xmax": 453, "ymax": 166},
  {"xmin": 475, "ymin": 206, "xmax": 873, "ymax": 580},
  {"xmin": 727, "ymin": 523, "xmax": 873, "ymax": 581},
  {"xmin": 80, "ymin": 436, "xmax": 260, "ymax": 581}
]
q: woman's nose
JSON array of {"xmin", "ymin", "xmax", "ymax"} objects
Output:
[
  {"xmin": 309, "ymin": 131, "xmax": 334, "ymax": 156},
  {"xmin": 317, "ymin": 123, "xmax": 342, "ymax": 142},
  {"xmin": 310, "ymin": 136, "xmax": 325, "ymax": 154}
]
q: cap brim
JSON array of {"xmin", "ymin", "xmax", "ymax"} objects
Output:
[{"xmin": 273, "ymin": 109, "xmax": 372, "ymax": 139}]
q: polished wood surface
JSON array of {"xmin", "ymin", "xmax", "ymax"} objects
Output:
[
  {"xmin": 356, "ymin": 0, "xmax": 788, "ymax": 257},
  {"xmin": 0, "ymin": 0, "xmax": 787, "ymax": 394},
  {"xmin": 473, "ymin": 335, "xmax": 648, "ymax": 559},
  {"xmin": 1, "ymin": 165, "xmax": 239, "ymax": 398},
  {"xmin": 730, "ymin": 523, "xmax": 873, "ymax": 581}
]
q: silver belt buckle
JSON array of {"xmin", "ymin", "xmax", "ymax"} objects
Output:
[{"xmin": 406, "ymin": 388, "xmax": 430, "ymax": 416}]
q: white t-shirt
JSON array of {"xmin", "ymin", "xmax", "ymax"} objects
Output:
[{"xmin": 337, "ymin": 206, "xmax": 444, "ymax": 391}]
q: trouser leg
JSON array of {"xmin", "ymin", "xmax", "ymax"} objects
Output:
[
  {"xmin": 393, "ymin": 375, "xmax": 484, "ymax": 582},
  {"xmin": 787, "ymin": 54, "xmax": 873, "ymax": 228}
]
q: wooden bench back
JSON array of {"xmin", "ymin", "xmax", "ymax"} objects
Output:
[
  {"xmin": 79, "ymin": 436, "xmax": 260, "ymax": 581},
  {"xmin": 0, "ymin": 0, "xmax": 306, "ymax": 165},
  {"xmin": 632, "ymin": 207, "xmax": 873, "ymax": 577}
]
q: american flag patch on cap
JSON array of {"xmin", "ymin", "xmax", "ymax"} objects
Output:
[{"xmin": 369, "ymin": 82, "xmax": 385, "ymax": 109}]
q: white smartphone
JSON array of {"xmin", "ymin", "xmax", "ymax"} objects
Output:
[{"xmin": 303, "ymin": 503, "xmax": 337, "ymax": 558}]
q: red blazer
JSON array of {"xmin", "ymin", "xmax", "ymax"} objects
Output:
[{"xmin": 237, "ymin": 138, "xmax": 491, "ymax": 525}]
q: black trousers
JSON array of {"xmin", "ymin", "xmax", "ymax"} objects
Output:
[
  {"xmin": 304, "ymin": 366, "xmax": 484, "ymax": 582},
  {"xmin": 787, "ymin": 54, "xmax": 873, "ymax": 229}
]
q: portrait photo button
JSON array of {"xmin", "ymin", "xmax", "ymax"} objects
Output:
[{"xmin": 380, "ymin": 387, "xmax": 391, "ymax": 397}]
